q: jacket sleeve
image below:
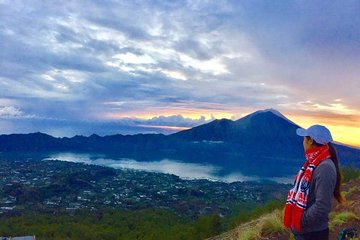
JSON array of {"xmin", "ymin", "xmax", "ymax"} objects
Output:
[{"xmin": 301, "ymin": 162, "xmax": 336, "ymax": 228}]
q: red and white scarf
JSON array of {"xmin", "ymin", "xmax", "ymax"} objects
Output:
[{"xmin": 283, "ymin": 145, "xmax": 331, "ymax": 232}]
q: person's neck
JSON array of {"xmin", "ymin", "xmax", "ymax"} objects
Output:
[{"xmin": 305, "ymin": 144, "xmax": 327, "ymax": 154}]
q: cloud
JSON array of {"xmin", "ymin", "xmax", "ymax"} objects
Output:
[
  {"xmin": 0, "ymin": 111, "xmax": 210, "ymax": 137},
  {"xmin": 0, "ymin": 0, "xmax": 359, "ymax": 140},
  {"xmin": 119, "ymin": 114, "xmax": 209, "ymax": 128},
  {"xmin": 0, "ymin": 106, "xmax": 23, "ymax": 118}
]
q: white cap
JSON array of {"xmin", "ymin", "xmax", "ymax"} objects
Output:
[{"xmin": 296, "ymin": 124, "xmax": 333, "ymax": 145}]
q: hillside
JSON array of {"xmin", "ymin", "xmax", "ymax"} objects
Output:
[{"xmin": 207, "ymin": 176, "xmax": 360, "ymax": 240}]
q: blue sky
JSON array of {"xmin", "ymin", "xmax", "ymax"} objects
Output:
[{"xmin": 0, "ymin": 0, "xmax": 359, "ymax": 145}]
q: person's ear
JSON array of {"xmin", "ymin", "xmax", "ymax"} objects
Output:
[{"xmin": 308, "ymin": 138, "xmax": 314, "ymax": 145}]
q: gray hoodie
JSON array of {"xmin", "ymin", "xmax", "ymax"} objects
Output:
[{"xmin": 293, "ymin": 158, "xmax": 337, "ymax": 235}]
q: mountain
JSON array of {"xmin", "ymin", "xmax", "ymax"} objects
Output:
[
  {"xmin": 172, "ymin": 109, "xmax": 299, "ymax": 142},
  {"xmin": 170, "ymin": 109, "xmax": 303, "ymax": 157},
  {"xmin": 0, "ymin": 109, "xmax": 359, "ymax": 177}
]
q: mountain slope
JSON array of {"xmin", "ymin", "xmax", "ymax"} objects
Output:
[{"xmin": 170, "ymin": 118, "xmax": 236, "ymax": 141}]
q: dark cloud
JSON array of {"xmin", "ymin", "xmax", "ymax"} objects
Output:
[{"xmin": 229, "ymin": 1, "xmax": 360, "ymax": 58}]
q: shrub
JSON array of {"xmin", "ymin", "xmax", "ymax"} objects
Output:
[
  {"xmin": 260, "ymin": 210, "xmax": 285, "ymax": 236},
  {"xmin": 341, "ymin": 166, "xmax": 360, "ymax": 183},
  {"xmin": 342, "ymin": 186, "xmax": 360, "ymax": 198},
  {"xmin": 237, "ymin": 209, "xmax": 285, "ymax": 240},
  {"xmin": 238, "ymin": 227, "xmax": 260, "ymax": 240},
  {"xmin": 329, "ymin": 211, "xmax": 359, "ymax": 229},
  {"xmin": 230, "ymin": 200, "xmax": 285, "ymax": 229}
]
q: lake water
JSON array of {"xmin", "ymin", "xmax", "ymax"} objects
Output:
[{"xmin": 43, "ymin": 152, "xmax": 294, "ymax": 184}]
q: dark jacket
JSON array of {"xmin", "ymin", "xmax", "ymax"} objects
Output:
[{"xmin": 300, "ymin": 158, "xmax": 337, "ymax": 233}]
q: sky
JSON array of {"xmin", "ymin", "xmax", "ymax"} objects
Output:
[{"xmin": 0, "ymin": 0, "xmax": 359, "ymax": 147}]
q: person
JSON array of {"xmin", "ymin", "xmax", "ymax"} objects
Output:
[{"xmin": 283, "ymin": 124, "xmax": 344, "ymax": 240}]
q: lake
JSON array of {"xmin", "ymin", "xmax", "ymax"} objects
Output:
[{"xmin": 43, "ymin": 152, "xmax": 294, "ymax": 184}]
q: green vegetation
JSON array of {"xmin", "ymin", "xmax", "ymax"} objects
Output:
[
  {"xmin": 260, "ymin": 210, "xmax": 284, "ymax": 235},
  {"xmin": 329, "ymin": 211, "xmax": 359, "ymax": 229},
  {"xmin": 236, "ymin": 209, "xmax": 285, "ymax": 240},
  {"xmin": 229, "ymin": 199, "xmax": 285, "ymax": 229},
  {"xmin": 342, "ymin": 186, "xmax": 360, "ymax": 198},
  {"xmin": 0, "ymin": 199, "xmax": 287, "ymax": 240},
  {"xmin": 341, "ymin": 166, "xmax": 360, "ymax": 183},
  {"xmin": 0, "ymin": 208, "xmax": 223, "ymax": 240},
  {"xmin": 237, "ymin": 228, "xmax": 259, "ymax": 240}
]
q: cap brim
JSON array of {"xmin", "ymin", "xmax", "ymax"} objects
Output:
[{"xmin": 296, "ymin": 128, "xmax": 308, "ymax": 136}]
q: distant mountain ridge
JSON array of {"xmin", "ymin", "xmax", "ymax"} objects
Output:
[{"xmin": 0, "ymin": 109, "xmax": 359, "ymax": 177}]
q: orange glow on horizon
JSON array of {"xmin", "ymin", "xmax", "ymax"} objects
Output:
[
  {"xmin": 286, "ymin": 114, "xmax": 360, "ymax": 148},
  {"xmin": 136, "ymin": 125, "xmax": 191, "ymax": 131},
  {"xmin": 105, "ymin": 110, "xmax": 237, "ymax": 121}
]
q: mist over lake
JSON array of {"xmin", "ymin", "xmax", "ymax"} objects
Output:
[{"xmin": 43, "ymin": 152, "xmax": 294, "ymax": 184}]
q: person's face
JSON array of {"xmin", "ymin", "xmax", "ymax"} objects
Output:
[{"xmin": 303, "ymin": 137, "xmax": 314, "ymax": 151}]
